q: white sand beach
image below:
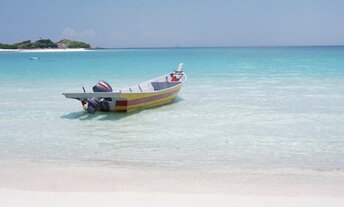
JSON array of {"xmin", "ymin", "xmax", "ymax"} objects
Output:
[
  {"xmin": 0, "ymin": 49, "xmax": 19, "ymax": 52},
  {"xmin": 0, "ymin": 48, "xmax": 89, "ymax": 52},
  {"xmin": 1, "ymin": 190, "xmax": 344, "ymax": 207},
  {"xmin": 18, "ymin": 48, "xmax": 89, "ymax": 52},
  {"xmin": 1, "ymin": 160, "xmax": 344, "ymax": 207}
]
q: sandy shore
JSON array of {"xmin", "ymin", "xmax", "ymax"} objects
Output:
[
  {"xmin": 1, "ymin": 160, "xmax": 344, "ymax": 206},
  {"xmin": 0, "ymin": 48, "xmax": 89, "ymax": 52},
  {"xmin": 0, "ymin": 49, "xmax": 19, "ymax": 52},
  {"xmin": 1, "ymin": 190, "xmax": 344, "ymax": 207}
]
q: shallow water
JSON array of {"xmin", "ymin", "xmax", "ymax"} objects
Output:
[{"xmin": 0, "ymin": 47, "xmax": 344, "ymax": 171}]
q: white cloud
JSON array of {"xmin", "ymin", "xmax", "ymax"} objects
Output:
[
  {"xmin": 62, "ymin": 27, "xmax": 95, "ymax": 37},
  {"xmin": 81, "ymin": 29, "xmax": 95, "ymax": 36},
  {"xmin": 62, "ymin": 27, "xmax": 76, "ymax": 36}
]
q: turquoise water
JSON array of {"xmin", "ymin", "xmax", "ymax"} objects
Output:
[{"xmin": 1, "ymin": 47, "xmax": 344, "ymax": 170}]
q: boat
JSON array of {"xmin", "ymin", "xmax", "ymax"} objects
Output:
[
  {"xmin": 63, "ymin": 63, "xmax": 186, "ymax": 113},
  {"xmin": 29, "ymin": 57, "xmax": 39, "ymax": 60}
]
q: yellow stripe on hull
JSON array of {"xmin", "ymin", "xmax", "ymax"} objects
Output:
[
  {"xmin": 120, "ymin": 94, "xmax": 177, "ymax": 112},
  {"xmin": 115, "ymin": 85, "xmax": 181, "ymax": 112}
]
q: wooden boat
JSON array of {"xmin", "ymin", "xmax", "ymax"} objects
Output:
[{"xmin": 63, "ymin": 63, "xmax": 186, "ymax": 113}]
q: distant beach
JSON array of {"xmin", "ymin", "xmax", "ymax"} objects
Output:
[{"xmin": 0, "ymin": 48, "xmax": 89, "ymax": 52}]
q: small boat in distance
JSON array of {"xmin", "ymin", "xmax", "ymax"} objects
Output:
[
  {"xmin": 29, "ymin": 57, "xmax": 39, "ymax": 60},
  {"xmin": 63, "ymin": 63, "xmax": 186, "ymax": 113}
]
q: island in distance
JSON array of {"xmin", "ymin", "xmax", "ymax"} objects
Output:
[{"xmin": 0, "ymin": 38, "xmax": 92, "ymax": 49}]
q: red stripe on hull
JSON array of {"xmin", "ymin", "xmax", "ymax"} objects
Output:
[{"xmin": 116, "ymin": 100, "xmax": 128, "ymax": 106}]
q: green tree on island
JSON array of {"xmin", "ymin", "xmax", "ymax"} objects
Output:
[{"xmin": 57, "ymin": 39, "xmax": 91, "ymax": 49}]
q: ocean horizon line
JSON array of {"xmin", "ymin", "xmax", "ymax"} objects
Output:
[
  {"xmin": 2, "ymin": 45, "xmax": 343, "ymax": 51},
  {"xmin": 99, "ymin": 44, "xmax": 344, "ymax": 50}
]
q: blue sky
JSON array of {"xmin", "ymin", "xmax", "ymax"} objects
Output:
[{"xmin": 1, "ymin": 0, "xmax": 343, "ymax": 47}]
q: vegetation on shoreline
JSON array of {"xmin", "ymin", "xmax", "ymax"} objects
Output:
[
  {"xmin": 0, "ymin": 39, "xmax": 91, "ymax": 49},
  {"xmin": 57, "ymin": 39, "xmax": 90, "ymax": 49}
]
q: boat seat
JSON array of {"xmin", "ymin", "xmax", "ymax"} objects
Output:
[{"xmin": 151, "ymin": 81, "xmax": 180, "ymax": 91}]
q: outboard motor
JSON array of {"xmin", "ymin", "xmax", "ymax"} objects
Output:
[
  {"xmin": 82, "ymin": 97, "xmax": 100, "ymax": 114},
  {"xmin": 82, "ymin": 80, "xmax": 112, "ymax": 113},
  {"xmin": 92, "ymin": 80, "xmax": 113, "ymax": 92}
]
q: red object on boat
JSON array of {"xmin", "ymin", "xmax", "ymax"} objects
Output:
[{"xmin": 171, "ymin": 76, "xmax": 178, "ymax": 82}]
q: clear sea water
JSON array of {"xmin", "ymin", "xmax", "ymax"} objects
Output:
[{"xmin": 1, "ymin": 47, "xmax": 344, "ymax": 171}]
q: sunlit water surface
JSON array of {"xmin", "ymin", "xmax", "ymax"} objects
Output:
[{"xmin": 1, "ymin": 47, "xmax": 344, "ymax": 171}]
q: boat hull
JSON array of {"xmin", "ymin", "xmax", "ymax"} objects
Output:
[{"xmin": 115, "ymin": 85, "xmax": 181, "ymax": 112}]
